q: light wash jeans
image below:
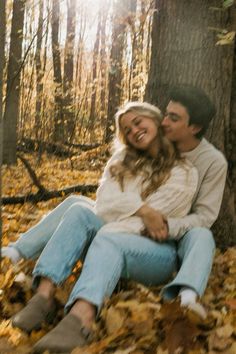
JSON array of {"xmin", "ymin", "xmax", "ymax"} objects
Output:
[
  {"xmin": 13, "ymin": 196, "xmax": 92, "ymax": 259},
  {"xmin": 11, "ymin": 196, "xmax": 215, "ymax": 311},
  {"xmin": 162, "ymin": 227, "xmax": 215, "ymax": 299}
]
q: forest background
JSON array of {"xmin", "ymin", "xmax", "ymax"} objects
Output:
[{"xmin": 0, "ymin": 0, "xmax": 236, "ymax": 353}]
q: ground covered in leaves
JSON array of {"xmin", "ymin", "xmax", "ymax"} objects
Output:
[{"xmin": 1, "ymin": 148, "xmax": 236, "ymax": 354}]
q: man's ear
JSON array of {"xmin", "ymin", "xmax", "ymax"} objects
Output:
[{"xmin": 190, "ymin": 124, "xmax": 202, "ymax": 135}]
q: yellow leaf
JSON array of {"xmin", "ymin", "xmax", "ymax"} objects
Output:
[{"xmin": 216, "ymin": 324, "xmax": 234, "ymax": 338}]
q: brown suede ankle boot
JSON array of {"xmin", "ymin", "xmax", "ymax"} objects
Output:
[{"xmin": 33, "ymin": 313, "xmax": 93, "ymax": 353}]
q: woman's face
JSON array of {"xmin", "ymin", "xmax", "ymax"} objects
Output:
[{"xmin": 120, "ymin": 111, "xmax": 159, "ymax": 157}]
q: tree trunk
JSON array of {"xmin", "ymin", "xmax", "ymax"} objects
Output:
[
  {"xmin": 35, "ymin": 0, "xmax": 44, "ymax": 141},
  {"xmin": 63, "ymin": 0, "xmax": 76, "ymax": 142},
  {"xmin": 51, "ymin": 0, "xmax": 64, "ymax": 142},
  {"xmin": 127, "ymin": 0, "xmax": 138, "ymax": 100},
  {"xmin": 99, "ymin": 1, "xmax": 109, "ymax": 128},
  {"xmin": 3, "ymin": 0, "xmax": 25, "ymax": 165},
  {"xmin": 88, "ymin": 9, "xmax": 102, "ymax": 137},
  {"xmin": 0, "ymin": 0, "xmax": 6, "ymax": 262},
  {"xmin": 105, "ymin": 0, "xmax": 127, "ymax": 143},
  {"xmin": 145, "ymin": 0, "xmax": 236, "ymax": 247}
]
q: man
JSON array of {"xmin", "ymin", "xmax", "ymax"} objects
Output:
[{"xmin": 149, "ymin": 85, "xmax": 227, "ymax": 317}]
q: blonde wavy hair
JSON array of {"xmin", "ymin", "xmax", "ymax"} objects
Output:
[{"xmin": 110, "ymin": 101, "xmax": 182, "ymax": 199}]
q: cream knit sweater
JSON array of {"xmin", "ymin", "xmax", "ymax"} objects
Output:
[
  {"xmin": 94, "ymin": 149, "xmax": 198, "ymax": 235},
  {"xmin": 167, "ymin": 139, "xmax": 227, "ymax": 239}
]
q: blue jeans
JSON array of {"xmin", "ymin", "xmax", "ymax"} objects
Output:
[
  {"xmin": 162, "ymin": 227, "xmax": 215, "ymax": 299},
  {"xmin": 12, "ymin": 196, "xmax": 215, "ymax": 309},
  {"xmin": 28, "ymin": 203, "xmax": 177, "ymax": 311},
  {"xmin": 13, "ymin": 196, "xmax": 91, "ymax": 259}
]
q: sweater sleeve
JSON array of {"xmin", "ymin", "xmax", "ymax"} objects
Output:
[
  {"xmin": 145, "ymin": 162, "xmax": 198, "ymax": 218},
  {"xmin": 94, "ymin": 150, "xmax": 144, "ymax": 223},
  {"xmin": 167, "ymin": 158, "xmax": 227, "ymax": 239}
]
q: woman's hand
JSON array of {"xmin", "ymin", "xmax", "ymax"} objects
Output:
[{"xmin": 135, "ymin": 204, "xmax": 169, "ymax": 241}]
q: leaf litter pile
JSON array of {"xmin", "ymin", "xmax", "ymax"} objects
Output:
[{"xmin": 1, "ymin": 148, "xmax": 236, "ymax": 354}]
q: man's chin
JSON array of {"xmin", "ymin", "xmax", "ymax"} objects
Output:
[{"xmin": 164, "ymin": 133, "xmax": 175, "ymax": 141}]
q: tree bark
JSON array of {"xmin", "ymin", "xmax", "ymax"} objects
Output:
[
  {"xmin": 35, "ymin": 0, "xmax": 44, "ymax": 142},
  {"xmin": 3, "ymin": 0, "xmax": 25, "ymax": 165},
  {"xmin": 51, "ymin": 0, "xmax": 64, "ymax": 142},
  {"xmin": 63, "ymin": 0, "xmax": 76, "ymax": 142},
  {"xmin": 0, "ymin": 0, "xmax": 6, "ymax": 262},
  {"xmin": 145, "ymin": 0, "xmax": 236, "ymax": 247},
  {"xmin": 99, "ymin": 1, "xmax": 109, "ymax": 128},
  {"xmin": 105, "ymin": 0, "xmax": 127, "ymax": 143},
  {"xmin": 89, "ymin": 9, "xmax": 102, "ymax": 136}
]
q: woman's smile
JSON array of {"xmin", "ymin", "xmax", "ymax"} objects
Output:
[{"xmin": 120, "ymin": 111, "xmax": 159, "ymax": 156}]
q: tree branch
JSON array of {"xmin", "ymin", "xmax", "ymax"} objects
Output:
[{"xmin": 2, "ymin": 184, "xmax": 98, "ymax": 205}]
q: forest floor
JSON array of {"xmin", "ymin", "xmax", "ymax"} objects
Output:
[{"xmin": 0, "ymin": 147, "xmax": 236, "ymax": 354}]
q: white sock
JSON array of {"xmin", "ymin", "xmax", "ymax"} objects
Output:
[
  {"xmin": 179, "ymin": 287, "xmax": 207, "ymax": 319},
  {"xmin": 179, "ymin": 287, "xmax": 197, "ymax": 306},
  {"xmin": 1, "ymin": 246, "xmax": 22, "ymax": 264}
]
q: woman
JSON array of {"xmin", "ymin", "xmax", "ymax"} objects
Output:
[{"xmin": 7, "ymin": 102, "xmax": 198, "ymax": 353}]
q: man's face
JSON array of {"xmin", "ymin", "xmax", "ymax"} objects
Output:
[{"xmin": 161, "ymin": 100, "xmax": 199, "ymax": 143}]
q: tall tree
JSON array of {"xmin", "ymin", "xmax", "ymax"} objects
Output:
[
  {"xmin": 63, "ymin": 0, "xmax": 76, "ymax": 142},
  {"xmin": 105, "ymin": 0, "xmax": 127, "ymax": 143},
  {"xmin": 127, "ymin": 0, "xmax": 138, "ymax": 100},
  {"xmin": 99, "ymin": 0, "xmax": 109, "ymax": 128},
  {"xmin": 0, "ymin": 0, "xmax": 6, "ymax": 261},
  {"xmin": 145, "ymin": 0, "xmax": 236, "ymax": 247},
  {"xmin": 35, "ymin": 0, "xmax": 44, "ymax": 142},
  {"xmin": 51, "ymin": 0, "xmax": 64, "ymax": 142},
  {"xmin": 3, "ymin": 0, "xmax": 25, "ymax": 164},
  {"xmin": 88, "ymin": 8, "xmax": 102, "ymax": 136}
]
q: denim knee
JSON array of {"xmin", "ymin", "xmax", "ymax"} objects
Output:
[
  {"xmin": 181, "ymin": 227, "xmax": 216, "ymax": 257},
  {"xmin": 186, "ymin": 227, "xmax": 215, "ymax": 246},
  {"xmin": 62, "ymin": 195, "xmax": 81, "ymax": 207},
  {"xmin": 92, "ymin": 232, "xmax": 124, "ymax": 255},
  {"xmin": 63, "ymin": 204, "xmax": 92, "ymax": 223}
]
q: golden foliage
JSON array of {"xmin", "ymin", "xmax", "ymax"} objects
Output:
[{"xmin": 1, "ymin": 151, "xmax": 236, "ymax": 353}]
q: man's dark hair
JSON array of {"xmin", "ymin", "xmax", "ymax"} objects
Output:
[{"xmin": 168, "ymin": 85, "xmax": 216, "ymax": 138}]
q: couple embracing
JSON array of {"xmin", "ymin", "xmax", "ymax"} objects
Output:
[{"xmin": 3, "ymin": 85, "xmax": 227, "ymax": 353}]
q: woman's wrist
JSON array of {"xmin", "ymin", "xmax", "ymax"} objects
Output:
[{"xmin": 135, "ymin": 204, "xmax": 152, "ymax": 217}]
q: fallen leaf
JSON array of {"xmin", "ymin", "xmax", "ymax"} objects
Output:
[
  {"xmin": 216, "ymin": 324, "xmax": 234, "ymax": 338},
  {"xmin": 105, "ymin": 306, "xmax": 126, "ymax": 335}
]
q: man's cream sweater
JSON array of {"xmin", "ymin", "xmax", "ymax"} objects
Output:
[{"xmin": 167, "ymin": 138, "xmax": 227, "ymax": 239}]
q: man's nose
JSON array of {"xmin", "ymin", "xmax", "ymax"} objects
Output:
[{"xmin": 161, "ymin": 116, "xmax": 169, "ymax": 126}]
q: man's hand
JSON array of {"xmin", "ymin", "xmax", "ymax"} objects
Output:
[{"xmin": 135, "ymin": 204, "xmax": 169, "ymax": 241}]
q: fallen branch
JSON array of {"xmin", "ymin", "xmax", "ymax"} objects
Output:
[
  {"xmin": 2, "ymin": 184, "xmax": 98, "ymax": 205},
  {"xmin": 18, "ymin": 138, "xmax": 101, "ymax": 157},
  {"xmin": 17, "ymin": 153, "xmax": 48, "ymax": 193}
]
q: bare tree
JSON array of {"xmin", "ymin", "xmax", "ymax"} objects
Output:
[
  {"xmin": 88, "ymin": 8, "xmax": 102, "ymax": 136},
  {"xmin": 0, "ymin": 0, "xmax": 6, "ymax": 261},
  {"xmin": 3, "ymin": 0, "xmax": 26, "ymax": 164},
  {"xmin": 105, "ymin": 0, "xmax": 127, "ymax": 143},
  {"xmin": 63, "ymin": 0, "xmax": 76, "ymax": 142},
  {"xmin": 35, "ymin": 0, "xmax": 44, "ymax": 142},
  {"xmin": 51, "ymin": 0, "xmax": 64, "ymax": 142},
  {"xmin": 99, "ymin": 1, "xmax": 109, "ymax": 127}
]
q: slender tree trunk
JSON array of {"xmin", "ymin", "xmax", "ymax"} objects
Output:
[
  {"xmin": 99, "ymin": 1, "xmax": 109, "ymax": 128},
  {"xmin": 63, "ymin": 0, "xmax": 76, "ymax": 142},
  {"xmin": 89, "ymin": 9, "xmax": 102, "ymax": 136},
  {"xmin": 145, "ymin": 0, "xmax": 236, "ymax": 247},
  {"xmin": 127, "ymin": 0, "xmax": 138, "ymax": 100},
  {"xmin": 35, "ymin": 0, "xmax": 44, "ymax": 141},
  {"xmin": 0, "ymin": 0, "xmax": 6, "ymax": 262},
  {"xmin": 51, "ymin": 0, "xmax": 64, "ymax": 142},
  {"xmin": 3, "ymin": 0, "xmax": 25, "ymax": 164},
  {"xmin": 105, "ymin": 0, "xmax": 127, "ymax": 143}
]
